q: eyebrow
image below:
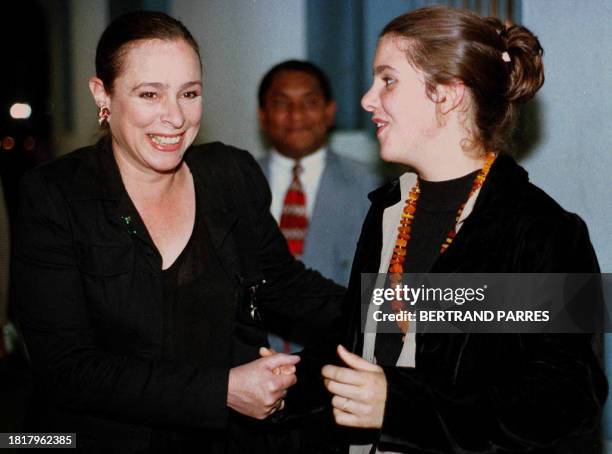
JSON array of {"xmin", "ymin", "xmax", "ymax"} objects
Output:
[
  {"xmin": 373, "ymin": 65, "xmax": 398, "ymax": 76},
  {"xmin": 130, "ymin": 81, "xmax": 202, "ymax": 92}
]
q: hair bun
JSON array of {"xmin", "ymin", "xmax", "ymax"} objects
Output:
[{"xmin": 504, "ymin": 24, "xmax": 544, "ymax": 103}]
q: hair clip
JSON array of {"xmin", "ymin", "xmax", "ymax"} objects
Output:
[{"xmin": 501, "ymin": 51, "xmax": 511, "ymax": 63}]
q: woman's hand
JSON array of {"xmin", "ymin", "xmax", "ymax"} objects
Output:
[
  {"xmin": 227, "ymin": 353, "xmax": 299, "ymax": 420},
  {"xmin": 322, "ymin": 345, "xmax": 387, "ymax": 429},
  {"xmin": 259, "ymin": 346, "xmax": 297, "ymax": 375}
]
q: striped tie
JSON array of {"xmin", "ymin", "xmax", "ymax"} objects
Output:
[
  {"xmin": 276, "ymin": 163, "xmax": 308, "ymax": 354},
  {"xmin": 279, "ymin": 163, "xmax": 308, "ymax": 259}
]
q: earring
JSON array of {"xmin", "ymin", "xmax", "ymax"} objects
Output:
[{"xmin": 98, "ymin": 106, "xmax": 110, "ymax": 126}]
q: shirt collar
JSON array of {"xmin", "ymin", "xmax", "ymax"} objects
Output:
[{"xmin": 269, "ymin": 146, "xmax": 327, "ymax": 171}]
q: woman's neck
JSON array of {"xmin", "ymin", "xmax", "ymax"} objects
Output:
[
  {"xmin": 113, "ymin": 149, "xmax": 185, "ymax": 204},
  {"xmin": 412, "ymin": 126, "xmax": 487, "ymax": 181},
  {"xmin": 415, "ymin": 150, "xmax": 486, "ymax": 181}
]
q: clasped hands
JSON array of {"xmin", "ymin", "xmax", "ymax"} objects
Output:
[{"xmin": 226, "ymin": 347, "xmax": 299, "ymax": 420}]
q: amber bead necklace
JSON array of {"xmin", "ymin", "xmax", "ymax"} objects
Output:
[{"xmin": 388, "ymin": 152, "xmax": 497, "ymax": 334}]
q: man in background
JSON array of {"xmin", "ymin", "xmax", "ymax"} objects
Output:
[{"xmin": 257, "ymin": 60, "xmax": 379, "ymax": 353}]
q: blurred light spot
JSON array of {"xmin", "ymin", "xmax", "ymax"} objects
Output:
[
  {"xmin": 2, "ymin": 136, "xmax": 15, "ymax": 150},
  {"xmin": 10, "ymin": 103, "xmax": 32, "ymax": 119},
  {"xmin": 24, "ymin": 136, "xmax": 36, "ymax": 151}
]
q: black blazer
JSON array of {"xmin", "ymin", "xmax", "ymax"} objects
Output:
[
  {"xmin": 12, "ymin": 140, "xmax": 344, "ymax": 452},
  {"xmin": 341, "ymin": 155, "xmax": 607, "ymax": 453}
]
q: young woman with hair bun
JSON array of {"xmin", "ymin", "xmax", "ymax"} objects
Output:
[{"xmin": 321, "ymin": 6, "xmax": 606, "ymax": 453}]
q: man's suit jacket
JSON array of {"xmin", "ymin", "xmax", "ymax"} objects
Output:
[
  {"xmin": 259, "ymin": 150, "xmax": 379, "ymax": 286},
  {"xmin": 12, "ymin": 139, "xmax": 344, "ymax": 453}
]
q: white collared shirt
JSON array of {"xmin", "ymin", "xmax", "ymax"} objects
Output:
[{"xmin": 268, "ymin": 147, "xmax": 327, "ymax": 222}]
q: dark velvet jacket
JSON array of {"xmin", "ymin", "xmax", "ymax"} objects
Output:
[
  {"xmin": 341, "ymin": 154, "xmax": 607, "ymax": 453},
  {"xmin": 12, "ymin": 140, "xmax": 344, "ymax": 453}
]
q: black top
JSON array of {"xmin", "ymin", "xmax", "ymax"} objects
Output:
[
  {"xmin": 160, "ymin": 196, "xmax": 208, "ymax": 364},
  {"xmin": 405, "ymin": 169, "xmax": 480, "ymax": 273},
  {"xmin": 159, "ymin": 186, "xmax": 265, "ymax": 372},
  {"xmin": 375, "ymin": 169, "xmax": 479, "ymax": 366},
  {"xmin": 155, "ymin": 190, "xmax": 268, "ymax": 451},
  {"xmin": 155, "ymin": 209, "xmax": 211, "ymax": 450}
]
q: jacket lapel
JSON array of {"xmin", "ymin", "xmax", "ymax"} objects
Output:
[
  {"xmin": 185, "ymin": 148, "xmax": 241, "ymax": 280},
  {"xmin": 432, "ymin": 154, "xmax": 529, "ymax": 271},
  {"xmin": 346, "ymin": 179, "xmax": 401, "ymax": 352},
  {"xmin": 302, "ymin": 151, "xmax": 336, "ymax": 267},
  {"xmin": 64, "ymin": 139, "xmax": 152, "ymax": 249}
]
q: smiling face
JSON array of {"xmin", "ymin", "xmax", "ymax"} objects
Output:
[
  {"xmin": 90, "ymin": 38, "xmax": 202, "ymax": 175},
  {"xmin": 259, "ymin": 70, "xmax": 336, "ymax": 160},
  {"xmin": 361, "ymin": 35, "xmax": 440, "ymax": 167}
]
